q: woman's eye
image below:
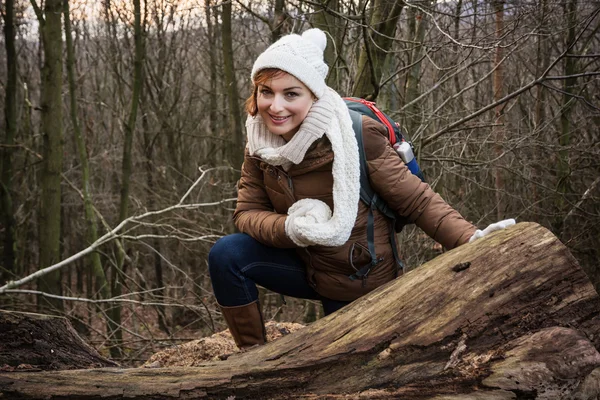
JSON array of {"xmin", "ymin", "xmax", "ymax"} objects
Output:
[
  {"xmin": 260, "ymin": 89, "xmax": 272, "ymax": 96},
  {"xmin": 285, "ymin": 92, "xmax": 299, "ymax": 98}
]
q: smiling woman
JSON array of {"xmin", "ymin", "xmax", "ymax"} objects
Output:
[{"xmin": 207, "ymin": 28, "xmax": 509, "ymax": 351}]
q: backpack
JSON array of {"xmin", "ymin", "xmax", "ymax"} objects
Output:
[{"xmin": 343, "ymin": 97, "xmax": 425, "ymax": 282}]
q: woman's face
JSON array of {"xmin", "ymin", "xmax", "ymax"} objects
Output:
[{"xmin": 256, "ymin": 72, "xmax": 314, "ymax": 141}]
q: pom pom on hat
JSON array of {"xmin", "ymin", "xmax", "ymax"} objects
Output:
[
  {"xmin": 251, "ymin": 28, "xmax": 329, "ymax": 98},
  {"xmin": 302, "ymin": 28, "xmax": 327, "ymax": 53}
]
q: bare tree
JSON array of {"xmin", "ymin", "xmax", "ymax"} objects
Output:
[
  {"xmin": 492, "ymin": 0, "xmax": 505, "ymax": 220},
  {"xmin": 1, "ymin": 0, "xmax": 17, "ymax": 285},
  {"xmin": 352, "ymin": 0, "xmax": 404, "ymax": 100},
  {"xmin": 221, "ymin": 0, "xmax": 244, "ymax": 170},
  {"xmin": 31, "ymin": 0, "xmax": 64, "ymax": 311}
]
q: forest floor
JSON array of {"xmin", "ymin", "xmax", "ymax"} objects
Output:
[
  {"xmin": 0, "ymin": 307, "xmax": 305, "ymax": 372},
  {"xmin": 67, "ymin": 294, "xmax": 313, "ymax": 367},
  {"xmin": 142, "ymin": 321, "xmax": 306, "ymax": 368}
]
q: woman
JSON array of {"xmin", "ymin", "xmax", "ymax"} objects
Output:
[{"xmin": 208, "ymin": 28, "xmax": 514, "ymax": 349}]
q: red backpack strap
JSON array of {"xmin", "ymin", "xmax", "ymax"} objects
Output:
[
  {"xmin": 344, "ymin": 98, "xmax": 397, "ymax": 145},
  {"xmin": 365, "ymin": 102, "xmax": 397, "ymax": 146}
]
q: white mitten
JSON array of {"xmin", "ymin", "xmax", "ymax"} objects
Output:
[
  {"xmin": 285, "ymin": 199, "xmax": 332, "ymax": 247},
  {"xmin": 469, "ymin": 219, "xmax": 516, "ymax": 243}
]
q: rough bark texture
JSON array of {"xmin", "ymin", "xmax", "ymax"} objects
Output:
[
  {"xmin": 1, "ymin": 0, "xmax": 17, "ymax": 280},
  {"xmin": 38, "ymin": 0, "xmax": 64, "ymax": 311},
  {"xmin": 0, "ymin": 311, "xmax": 118, "ymax": 371},
  {"xmin": 353, "ymin": 0, "xmax": 403, "ymax": 100},
  {"xmin": 221, "ymin": 0, "xmax": 244, "ymax": 171},
  {"xmin": 1, "ymin": 223, "xmax": 599, "ymax": 399}
]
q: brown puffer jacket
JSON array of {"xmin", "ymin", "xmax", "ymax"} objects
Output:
[{"xmin": 233, "ymin": 117, "xmax": 477, "ymax": 301}]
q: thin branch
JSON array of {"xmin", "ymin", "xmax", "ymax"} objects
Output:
[
  {"xmin": 380, "ymin": 53, "xmax": 427, "ymax": 89},
  {"xmin": 298, "ymin": 0, "xmax": 364, "ymax": 21},
  {"xmin": 30, "ymin": 0, "xmax": 44, "ymax": 24},
  {"xmin": 62, "ymin": 173, "xmax": 131, "ymax": 262},
  {"xmin": 566, "ymin": 53, "xmax": 600, "ymax": 58},
  {"xmin": 541, "ymin": 82, "xmax": 600, "ymax": 112},
  {"xmin": 544, "ymin": 71, "xmax": 600, "ymax": 80},
  {"xmin": 121, "ymin": 234, "xmax": 222, "ymax": 242},
  {"xmin": 0, "ymin": 167, "xmax": 235, "ymax": 294},
  {"xmin": 422, "ymin": 6, "xmax": 600, "ymax": 147},
  {"xmin": 3, "ymin": 289, "xmax": 203, "ymax": 309},
  {"xmin": 404, "ymin": 0, "xmax": 499, "ymax": 50},
  {"xmin": 234, "ymin": 0, "xmax": 269, "ymax": 24},
  {"xmin": 562, "ymin": 176, "xmax": 600, "ymax": 231},
  {"xmin": 399, "ymin": 53, "xmax": 488, "ymax": 113}
]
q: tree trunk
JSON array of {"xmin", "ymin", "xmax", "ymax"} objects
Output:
[
  {"xmin": 140, "ymin": 96, "xmax": 169, "ymax": 335},
  {"xmin": 557, "ymin": 0, "xmax": 578, "ymax": 220},
  {"xmin": 452, "ymin": 0, "xmax": 463, "ymax": 95},
  {"xmin": 37, "ymin": 0, "xmax": 64, "ymax": 312},
  {"xmin": 271, "ymin": 0, "xmax": 287, "ymax": 43},
  {"xmin": 205, "ymin": 0, "xmax": 219, "ymax": 144},
  {"xmin": 111, "ymin": 0, "xmax": 145, "ymax": 358},
  {"xmin": 532, "ymin": 0, "xmax": 550, "ymax": 206},
  {"xmin": 352, "ymin": 0, "xmax": 403, "ymax": 101},
  {"xmin": 1, "ymin": 223, "xmax": 599, "ymax": 399},
  {"xmin": 63, "ymin": 0, "xmax": 110, "ymax": 301},
  {"xmin": 311, "ymin": 0, "xmax": 341, "ymax": 88},
  {"xmin": 1, "ymin": 0, "xmax": 17, "ymax": 285},
  {"xmin": 221, "ymin": 1, "xmax": 244, "ymax": 171},
  {"xmin": 492, "ymin": 0, "xmax": 506, "ymax": 221},
  {"xmin": 404, "ymin": 0, "xmax": 432, "ymax": 137}
]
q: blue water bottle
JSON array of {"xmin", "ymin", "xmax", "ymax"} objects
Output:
[{"xmin": 393, "ymin": 141, "xmax": 424, "ymax": 181}]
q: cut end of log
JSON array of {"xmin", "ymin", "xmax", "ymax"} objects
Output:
[{"xmin": 0, "ymin": 310, "xmax": 118, "ymax": 371}]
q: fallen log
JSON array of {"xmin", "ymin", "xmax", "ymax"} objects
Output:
[{"xmin": 1, "ymin": 222, "xmax": 599, "ymax": 399}]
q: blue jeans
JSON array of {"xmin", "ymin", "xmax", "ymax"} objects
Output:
[{"xmin": 208, "ymin": 233, "xmax": 350, "ymax": 316}]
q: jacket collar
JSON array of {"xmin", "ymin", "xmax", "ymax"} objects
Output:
[{"xmin": 288, "ymin": 136, "xmax": 333, "ymax": 176}]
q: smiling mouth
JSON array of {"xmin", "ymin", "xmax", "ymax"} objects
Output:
[{"xmin": 269, "ymin": 114, "xmax": 291, "ymax": 123}]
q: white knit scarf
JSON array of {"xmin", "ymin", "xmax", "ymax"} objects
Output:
[{"xmin": 246, "ymin": 87, "xmax": 360, "ymax": 248}]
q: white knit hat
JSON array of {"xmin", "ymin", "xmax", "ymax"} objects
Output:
[{"xmin": 251, "ymin": 28, "xmax": 329, "ymax": 98}]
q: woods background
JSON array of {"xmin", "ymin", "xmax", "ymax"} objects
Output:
[{"xmin": 0, "ymin": 0, "xmax": 598, "ymax": 366}]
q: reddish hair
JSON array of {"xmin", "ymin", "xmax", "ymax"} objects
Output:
[{"xmin": 245, "ymin": 68, "xmax": 285, "ymax": 116}]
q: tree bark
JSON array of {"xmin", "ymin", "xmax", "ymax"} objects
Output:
[
  {"xmin": 221, "ymin": 1, "xmax": 244, "ymax": 171},
  {"xmin": 557, "ymin": 0, "xmax": 578, "ymax": 218},
  {"xmin": 492, "ymin": 0, "xmax": 506, "ymax": 221},
  {"xmin": 37, "ymin": 0, "xmax": 64, "ymax": 311},
  {"xmin": 63, "ymin": 0, "xmax": 110, "ymax": 301},
  {"xmin": 205, "ymin": 0, "xmax": 219, "ymax": 142},
  {"xmin": 0, "ymin": 311, "xmax": 118, "ymax": 371},
  {"xmin": 1, "ymin": 223, "xmax": 599, "ymax": 399},
  {"xmin": 111, "ymin": 0, "xmax": 145, "ymax": 359},
  {"xmin": 311, "ymin": 0, "xmax": 342, "ymax": 88},
  {"xmin": 140, "ymin": 96, "xmax": 169, "ymax": 335},
  {"xmin": 531, "ymin": 0, "xmax": 550, "ymax": 206},
  {"xmin": 271, "ymin": 0, "xmax": 287, "ymax": 43},
  {"xmin": 352, "ymin": 0, "xmax": 404, "ymax": 101},
  {"xmin": 404, "ymin": 0, "xmax": 432, "ymax": 137},
  {"xmin": 1, "ymin": 0, "xmax": 17, "ymax": 284}
]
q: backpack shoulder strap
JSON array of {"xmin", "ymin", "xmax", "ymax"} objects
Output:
[
  {"xmin": 348, "ymin": 110, "xmax": 378, "ymax": 280},
  {"xmin": 348, "ymin": 110, "xmax": 374, "ymax": 206},
  {"xmin": 348, "ymin": 109, "xmax": 405, "ymax": 280}
]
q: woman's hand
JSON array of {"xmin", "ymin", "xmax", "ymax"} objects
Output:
[
  {"xmin": 285, "ymin": 199, "xmax": 332, "ymax": 247},
  {"xmin": 469, "ymin": 219, "xmax": 516, "ymax": 243}
]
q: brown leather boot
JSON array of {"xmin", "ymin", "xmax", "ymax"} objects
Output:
[{"xmin": 219, "ymin": 301, "xmax": 267, "ymax": 349}]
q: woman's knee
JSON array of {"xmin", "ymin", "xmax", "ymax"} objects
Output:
[{"xmin": 208, "ymin": 233, "xmax": 253, "ymax": 278}]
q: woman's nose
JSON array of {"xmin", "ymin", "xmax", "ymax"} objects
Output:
[{"xmin": 269, "ymin": 95, "xmax": 285, "ymax": 113}]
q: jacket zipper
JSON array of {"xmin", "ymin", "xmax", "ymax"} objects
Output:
[{"xmin": 277, "ymin": 170, "xmax": 295, "ymax": 204}]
